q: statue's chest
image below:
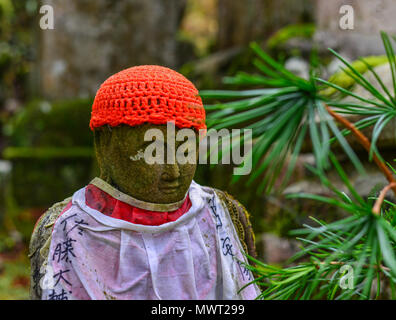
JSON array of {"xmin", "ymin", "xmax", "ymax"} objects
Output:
[{"xmin": 46, "ymin": 204, "xmax": 221, "ymax": 299}]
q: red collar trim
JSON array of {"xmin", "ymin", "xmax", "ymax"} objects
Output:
[{"xmin": 84, "ymin": 184, "xmax": 192, "ymax": 226}]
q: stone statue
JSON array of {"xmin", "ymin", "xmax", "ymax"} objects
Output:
[{"xmin": 29, "ymin": 65, "xmax": 260, "ymax": 300}]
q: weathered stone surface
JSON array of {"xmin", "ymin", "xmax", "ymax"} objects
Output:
[
  {"xmin": 40, "ymin": 0, "xmax": 187, "ymax": 99},
  {"xmin": 315, "ymin": 0, "xmax": 396, "ymax": 58}
]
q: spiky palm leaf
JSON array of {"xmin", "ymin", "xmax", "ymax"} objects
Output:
[
  {"xmin": 203, "ymin": 32, "xmax": 396, "ymax": 300},
  {"xmin": 200, "ymin": 32, "xmax": 396, "ymax": 194},
  {"xmin": 242, "ymin": 154, "xmax": 396, "ymax": 300},
  {"xmin": 318, "ymin": 32, "xmax": 396, "ymax": 162}
]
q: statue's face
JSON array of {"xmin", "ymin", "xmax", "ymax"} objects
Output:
[{"xmin": 94, "ymin": 123, "xmax": 198, "ymax": 204}]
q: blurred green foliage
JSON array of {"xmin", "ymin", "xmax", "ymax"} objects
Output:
[
  {"xmin": 4, "ymin": 98, "xmax": 94, "ymax": 148},
  {"xmin": 266, "ymin": 23, "xmax": 315, "ymax": 50},
  {"xmin": 3, "ymin": 99, "xmax": 96, "ymax": 208},
  {"xmin": 0, "ymin": 0, "xmax": 38, "ymax": 105},
  {"xmin": 0, "ymin": 253, "xmax": 30, "ymax": 300}
]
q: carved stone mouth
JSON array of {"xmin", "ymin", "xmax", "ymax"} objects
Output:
[
  {"xmin": 159, "ymin": 183, "xmax": 180, "ymax": 194},
  {"xmin": 160, "ymin": 185, "xmax": 179, "ymax": 191}
]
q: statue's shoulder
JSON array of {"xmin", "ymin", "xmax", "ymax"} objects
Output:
[
  {"xmin": 206, "ymin": 186, "xmax": 257, "ymax": 259},
  {"xmin": 29, "ymin": 197, "xmax": 72, "ymax": 258},
  {"xmin": 28, "ymin": 197, "xmax": 72, "ymax": 299}
]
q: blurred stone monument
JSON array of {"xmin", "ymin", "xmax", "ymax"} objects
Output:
[
  {"xmin": 315, "ymin": 0, "xmax": 396, "ymax": 59},
  {"xmin": 39, "ymin": 0, "xmax": 186, "ymax": 99}
]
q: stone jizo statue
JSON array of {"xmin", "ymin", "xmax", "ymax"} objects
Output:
[{"xmin": 29, "ymin": 65, "xmax": 259, "ymax": 300}]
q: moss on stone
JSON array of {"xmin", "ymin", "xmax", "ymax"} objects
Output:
[
  {"xmin": 321, "ymin": 55, "xmax": 390, "ymax": 97},
  {"xmin": 94, "ymin": 123, "xmax": 199, "ymax": 204}
]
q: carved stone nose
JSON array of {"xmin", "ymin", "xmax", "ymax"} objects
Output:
[{"xmin": 161, "ymin": 164, "xmax": 180, "ymax": 181}]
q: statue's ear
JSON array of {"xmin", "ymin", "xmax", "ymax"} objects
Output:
[
  {"xmin": 93, "ymin": 127, "xmax": 112, "ymax": 176},
  {"xmin": 94, "ymin": 127, "xmax": 111, "ymax": 151},
  {"xmin": 93, "ymin": 128, "xmax": 102, "ymax": 157}
]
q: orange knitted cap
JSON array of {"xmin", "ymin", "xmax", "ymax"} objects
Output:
[{"xmin": 90, "ymin": 65, "xmax": 206, "ymax": 131}]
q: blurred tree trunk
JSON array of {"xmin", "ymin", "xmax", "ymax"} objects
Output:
[
  {"xmin": 217, "ymin": 0, "xmax": 314, "ymax": 50},
  {"xmin": 39, "ymin": 0, "xmax": 187, "ymax": 99}
]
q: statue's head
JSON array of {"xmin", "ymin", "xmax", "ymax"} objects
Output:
[{"xmin": 90, "ymin": 65, "xmax": 206, "ymax": 204}]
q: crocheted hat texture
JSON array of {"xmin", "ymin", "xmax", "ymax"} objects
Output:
[{"xmin": 90, "ymin": 65, "xmax": 206, "ymax": 131}]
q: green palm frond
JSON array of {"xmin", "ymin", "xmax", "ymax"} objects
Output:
[
  {"xmin": 242, "ymin": 154, "xmax": 396, "ymax": 300},
  {"xmin": 200, "ymin": 43, "xmax": 363, "ymax": 194},
  {"xmin": 201, "ymin": 32, "xmax": 396, "ymax": 194},
  {"xmin": 318, "ymin": 31, "xmax": 396, "ymax": 161}
]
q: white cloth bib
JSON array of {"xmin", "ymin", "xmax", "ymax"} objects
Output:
[{"xmin": 41, "ymin": 181, "xmax": 261, "ymax": 300}]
